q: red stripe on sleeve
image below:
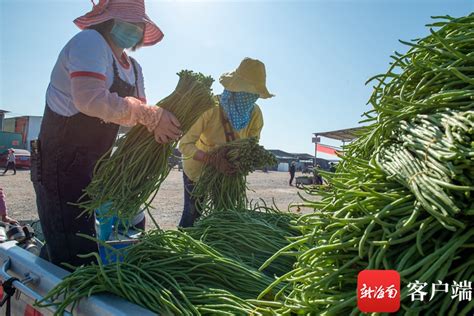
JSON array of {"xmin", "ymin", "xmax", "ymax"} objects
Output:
[{"xmin": 70, "ymin": 71, "xmax": 106, "ymax": 81}]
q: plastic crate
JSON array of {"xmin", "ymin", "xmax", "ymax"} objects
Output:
[{"xmin": 98, "ymin": 240, "xmax": 138, "ymax": 264}]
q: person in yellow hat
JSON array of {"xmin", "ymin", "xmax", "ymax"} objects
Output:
[{"xmin": 178, "ymin": 58, "xmax": 274, "ymax": 227}]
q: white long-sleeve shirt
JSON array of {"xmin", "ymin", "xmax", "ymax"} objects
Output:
[{"xmin": 46, "ymin": 29, "xmax": 147, "ymax": 117}]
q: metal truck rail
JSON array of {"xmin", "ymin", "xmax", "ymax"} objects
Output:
[{"xmin": 0, "ymin": 241, "xmax": 154, "ymax": 316}]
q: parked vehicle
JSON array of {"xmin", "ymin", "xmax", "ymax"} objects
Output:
[{"xmin": 0, "ymin": 149, "xmax": 31, "ymax": 169}]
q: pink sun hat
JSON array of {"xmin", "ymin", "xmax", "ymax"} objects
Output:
[{"xmin": 74, "ymin": 0, "xmax": 164, "ymax": 46}]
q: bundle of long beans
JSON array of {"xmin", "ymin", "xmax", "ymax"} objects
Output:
[
  {"xmin": 347, "ymin": 14, "xmax": 474, "ymax": 161},
  {"xmin": 193, "ymin": 137, "xmax": 277, "ymax": 213},
  {"xmin": 258, "ymin": 15, "xmax": 474, "ymax": 315},
  {"xmin": 36, "ymin": 230, "xmax": 281, "ymax": 315},
  {"xmin": 77, "ymin": 71, "xmax": 215, "ymax": 226},
  {"xmin": 377, "ymin": 110, "xmax": 474, "ymax": 230},
  {"xmin": 183, "ymin": 208, "xmax": 300, "ymax": 277}
]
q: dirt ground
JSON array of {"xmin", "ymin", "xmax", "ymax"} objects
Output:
[{"xmin": 0, "ymin": 169, "xmax": 317, "ymax": 230}]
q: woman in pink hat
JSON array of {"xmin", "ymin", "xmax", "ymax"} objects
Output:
[{"xmin": 32, "ymin": 0, "xmax": 181, "ymax": 268}]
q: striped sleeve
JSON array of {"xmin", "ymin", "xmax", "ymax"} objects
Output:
[{"xmin": 68, "ymin": 30, "xmax": 108, "ymax": 80}]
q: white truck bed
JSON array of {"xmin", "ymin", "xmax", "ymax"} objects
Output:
[{"xmin": 0, "ymin": 241, "xmax": 155, "ymax": 316}]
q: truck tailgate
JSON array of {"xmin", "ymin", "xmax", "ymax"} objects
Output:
[{"xmin": 0, "ymin": 241, "xmax": 155, "ymax": 316}]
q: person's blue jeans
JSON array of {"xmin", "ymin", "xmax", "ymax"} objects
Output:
[{"xmin": 178, "ymin": 172, "xmax": 201, "ymax": 228}]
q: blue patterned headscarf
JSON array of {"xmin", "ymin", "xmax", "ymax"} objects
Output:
[{"xmin": 220, "ymin": 89, "xmax": 259, "ymax": 131}]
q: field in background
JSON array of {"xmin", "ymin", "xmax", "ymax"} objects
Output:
[{"xmin": 0, "ymin": 169, "xmax": 315, "ymax": 230}]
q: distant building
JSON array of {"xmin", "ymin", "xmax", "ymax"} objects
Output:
[
  {"xmin": 0, "ymin": 110, "xmax": 23, "ymax": 151},
  {"xmin": 3, "ymin": 116, "xmax": 43, "ymax": 151},
  {"xmin": 0, "ymin": 109, "xmax": 8, "ymax": 131},
  {"xmin": 0, "ymin": 131, "xmax": 23, "ymax": 152},
  {"xmin": 267, "ymin": 150, "xmax": 334, "ymax": 172}
]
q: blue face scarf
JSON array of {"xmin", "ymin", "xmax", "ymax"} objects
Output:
[
  {"xmin": 220, "ymin": 89, "xmax": 259, "ymax": 131},
  {"xmin": 110, "ymin": 20, "xmax": 143, "ymax": 49}
]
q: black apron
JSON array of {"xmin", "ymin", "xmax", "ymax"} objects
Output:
[{"xmin": 31, "ymin": 57, "xmax": 140, "ymax": 268}]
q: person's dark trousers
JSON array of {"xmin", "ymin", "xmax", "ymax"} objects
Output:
[
  {"xmin": 316, "ymin": 175, "xmax": 323, "ymax": 185},
  {"xmin": 3, "ymin": 162, "xmax": 16, "ymax": 175},
  {"xmin": 32, "ymin": 106, "xmax": 119, "ymax": 269},
  {"xmin": 289, "ymin": 172, "xmax": 295, "ymax": 185},
  {"xmin": 179, "ymin": 172, "xmax": 201, "ymax": 228}
]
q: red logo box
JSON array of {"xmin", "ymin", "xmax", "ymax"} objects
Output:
[{"xmin": 357, "ymin": 270, "xmax": 400, "ymax": 313}]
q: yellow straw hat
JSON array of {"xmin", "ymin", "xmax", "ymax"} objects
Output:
[{"xmin": 219, "ymin": 58, "xmax": 274, "ymax": 99}]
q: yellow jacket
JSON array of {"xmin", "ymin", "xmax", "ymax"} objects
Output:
[{"xmin": 179, "ymin": 103, "xmax": 264, "ymax": 182}]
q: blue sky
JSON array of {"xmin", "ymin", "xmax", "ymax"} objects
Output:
[{"xmin": 1, "ymin": 0, "xmax": 472, "ymax": 155}]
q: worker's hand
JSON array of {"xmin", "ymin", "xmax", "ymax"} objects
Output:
[
  {"xmin": 135, "ymin": 104, "xmax": 182, "ymax": 144},
  {"xmin": 151, "ymin": 108, "xmax": 182, "ymax": 144},
  {"xmin": 204, "ymin": 148, "xmax": 236, "ymax": 175},
  {"xmin": 2, "ymin": 215, "xmax": 19, "ymax": 225}
]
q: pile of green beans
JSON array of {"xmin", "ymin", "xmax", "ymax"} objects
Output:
[
  {"xmin": 192, "ymin": 137, "xmax": 277, "ymax": 213},
  {"xmin": 376, "ymin": 110, "xmax": 474, "ymax": 231},
  {"xmin": 256, "ymin": 15, "xmax": 474, "ymax": 315},
  {"xmin": 183, "ymin": 207, "xmax": 300, "ymax": 277},
  {"xmin": 77, "ymin": 71, "xmax": 215, "ymax": 227},
  {"xmin": 36, "ymin": 230, "xmax": 281, "ymax": 315},
  {"xmin": 347, "ymin": 14, "xmax": 474, "ymax": 161}
]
